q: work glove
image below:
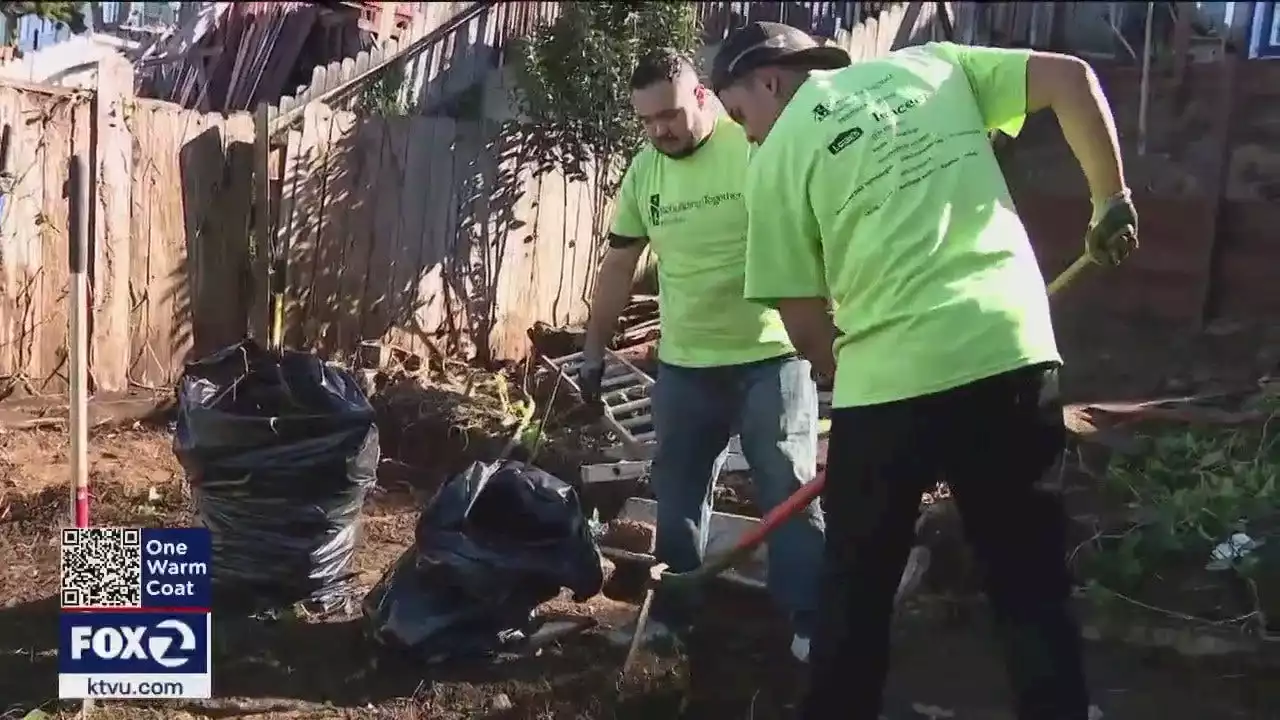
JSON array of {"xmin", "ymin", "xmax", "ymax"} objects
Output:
[
  {"xmin": 1085, "ymin": 190, "xmax": 1139, "ymax": 266},
  {"xmin": 577, "ymin": 349, "xmax": 606, "ymax": 416}
]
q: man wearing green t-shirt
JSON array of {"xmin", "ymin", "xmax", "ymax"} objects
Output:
[
  {"xmin": 711, "ymin": 22, "xmax": 1137, "ymax": 720},
  {"xmin": 578, "ymin": 48, "xmax": 826, "ymax": 661}
]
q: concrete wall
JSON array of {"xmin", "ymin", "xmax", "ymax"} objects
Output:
[
  {"xmin": 1214, "ymin": 59, "xmax": 1280, "ymax": 319},
  {"xmin": 1001, "ymin": 58, "xmax": 1280, "ymax": 326}
]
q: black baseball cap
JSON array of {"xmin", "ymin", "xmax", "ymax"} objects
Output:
[{"xmin": 710, "ymin": 21, "xmax": 852, "ymax": 92}]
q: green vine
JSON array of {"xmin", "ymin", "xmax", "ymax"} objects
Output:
[
  {"xmin": 355, "ymin": 62, "xmax": 409, "ymax": 117},
  {"xmin": 1079, "ymin": 392, "xmax": 1280, "ymax": 633},
  {"xmin": 506, "ymin": 1, "xmax": 700, "ymax": 194}
]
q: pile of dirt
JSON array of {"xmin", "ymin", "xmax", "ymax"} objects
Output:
[
  {"xmin": 600, "ymin": 519, "xmax": 655, "ymax": 554},
  {"xmin": 372, "ymin": 371, "xmax": 514, "ymax": 475},
  {"xmin": 715, "ymin": 472, "xmax": 759, "ymax": 516},
  {"xmin": 368, "ymin": 362, "xmax": 614, "ymax": 502}
]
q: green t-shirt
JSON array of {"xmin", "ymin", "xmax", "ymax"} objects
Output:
[
  {"xmin": 743, "ymin": 42, "xmax": 1061, "ymax": 408},
  {"xmin": 611, "ymin": 117, "xmax": 795, "ymax": 367}
]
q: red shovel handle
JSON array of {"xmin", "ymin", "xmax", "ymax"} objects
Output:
[
  {"xmin": 733, "ymin": 468, "xmax": 826, "ymax": 553},
  {"xmin": 668, "ymin": 468, "xmax": 826, "ymax": 585}
]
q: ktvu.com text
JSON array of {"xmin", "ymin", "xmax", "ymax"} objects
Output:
[{"xmin": 61, "ymin": 674, "xmax": 210, "ymax": 699}]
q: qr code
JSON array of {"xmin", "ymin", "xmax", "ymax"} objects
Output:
[{"xmin": 60, "ymin": 527, "xmax": 143, "ymax": 608}]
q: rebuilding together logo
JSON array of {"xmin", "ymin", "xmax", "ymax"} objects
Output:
[{"xmin": 647, "ymin": 192, "xmax": 742, "ymax": 227}]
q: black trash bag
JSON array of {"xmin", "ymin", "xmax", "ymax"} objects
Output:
[
  {"xmin": 362, "ymin": 459, "xmax": 604, "ymax": 661},
  {"xmin": 173, "ymin": 338, "xmax": 379, "ymax": 613}
]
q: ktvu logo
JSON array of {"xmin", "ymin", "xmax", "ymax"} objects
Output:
[{"xmin": 70, "ymin": 619, "xmax": 198, "ymax": 669}]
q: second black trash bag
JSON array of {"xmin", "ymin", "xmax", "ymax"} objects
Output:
[
  {"xmin": 174, "ymin": 339, "xmax": 379, "ymax": 613},
  {"xmin": 362, "ymin": 459, "xmax": 604, "ymax": 662}
]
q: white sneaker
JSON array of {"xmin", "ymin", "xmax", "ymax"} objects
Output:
[
  {"xmin": 790, "ymin": 634, "xmax": 810, "ymax": 663},
  {"xmin": 603, "ymin": 618, "xmax": 678, "ymax": 649}
]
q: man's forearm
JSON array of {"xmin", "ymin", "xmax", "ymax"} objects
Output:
[
  {"xmin": 1028, "ymin": 55, "xmax": 1126, "ymax": 201},
  {"xmin": 584, "ymin": 248, "xmax": 643, "ymax": 358},
  {"xmin": 1055, "ymin": 75, "xmax": 1126, "ymax": 200},
  {"xmin": 585, "ymin": 282, "xmax": 632, "ymax": 358},
  {"xmin": 794, "ymin": 326, "xmax": 837, "ymax": 379},
  {"xmin": 776, "ymin": 298, "xmax": 838, "ymax": 378}
]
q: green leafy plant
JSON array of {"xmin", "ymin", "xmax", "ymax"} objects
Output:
[
  {"xmin": 1, "ymin": 1, "xmax": 86, "ymax": 42},
  {"xmin": 507, "ymin": 1, "xmax": 700, "ymax": 193},
  {"xmin": 1080, "ymin": 399, "xmax": 1280, "ymax": 632},
  {"xmin": 355, "ymin": 62, "xmax": 408, "ymax": 117}
]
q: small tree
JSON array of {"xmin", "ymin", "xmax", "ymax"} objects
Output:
[
  {"xmin": 0, "ymin": 2, "xmax": 87, "ymax": 43},
  {"xmin": 508, "ymin": 2, "xmax": 700, "ymax": 194}
]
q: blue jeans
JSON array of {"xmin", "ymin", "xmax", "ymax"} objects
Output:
[{"xmin": 648, "ymin": 354, "xmax": 824, "ymax": 637}]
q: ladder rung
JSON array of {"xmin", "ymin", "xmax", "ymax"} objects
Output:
[
  {"xmin": 610, "ymin": 397, "xmax": 651, "ymax": 414},
  {"xmin": 602, "ymin": 387, "xmax": 642, "ymax": 403},
  {"xmin": 602, "ymin": 373, "xmax": 642, "ymax": 389},
  {"xmin": 550, "ymin": 351, "xmax": 583, "ymax": 366},
  {"xmin": 619, "ymin": 414, "xmax": 653, "ymax": 429},
  {"xmin": 561, "ymin": 360, "xmax": 633, "ymax": 380}
]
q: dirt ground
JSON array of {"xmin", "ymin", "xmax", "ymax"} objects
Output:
[
  {"xmin": 0, "ymin": 421, "xmax": 1276, "ymax": 720},
  {"xmin": 2, "ymin": 316, "xmax": 1280, "ymax": 719}
]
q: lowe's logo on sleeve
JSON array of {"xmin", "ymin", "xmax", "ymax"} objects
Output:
[{"xmin": 59, "ymin": 612, "xmax": 211, "ymax": 675}]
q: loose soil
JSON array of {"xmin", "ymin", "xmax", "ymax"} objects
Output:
[
  {"xmin": 4, "ymin": 326, "xmax": 1280, "ymax": 720},
  {"xmin": 600, "ymin": 519, "xmax": 655, "ymax": 555}
]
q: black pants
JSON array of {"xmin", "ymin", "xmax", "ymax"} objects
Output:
[{"xmin": 802, "ymin": 363, "xmax": 1089, "ymax": 720}]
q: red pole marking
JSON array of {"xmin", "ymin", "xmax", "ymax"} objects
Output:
[{"xmin": 75, "ymin": 484, "xmax": 89, "ymax": 527}]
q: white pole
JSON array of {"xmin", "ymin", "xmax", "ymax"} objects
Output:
[
  {"xmin": 69, "ymin": 153, "xmax": 92, "ymax": 717},
  {"xmin": 1137, "ymin": 1, "xmax": 1155, "ymax": 155},
  {"xmin": 69, "ymin": 154, "xmax": 89, "ymax": 529}
]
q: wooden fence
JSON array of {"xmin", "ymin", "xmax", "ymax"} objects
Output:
[
  {"xmin": 127, "ymin": 100, "xmax": 256, "ymax": 388},
  {"xmin": 0, "ymin": 80, "xmax": 86, "ymax": 397},
  {"xmin": 0, "ymin": 62, "xmax": 605, "ymax": 396},
  {"xmin": 0, "ymin": 58, "xmax": 256, "ymax": 397},
  {"xmin": 270, "ymin": 102, "xmax": 605, "ymax": 365}
]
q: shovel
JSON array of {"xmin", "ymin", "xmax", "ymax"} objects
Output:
[{"xmin": 619, "ymin": 252, "xmax": 1097, "ymax": 676}]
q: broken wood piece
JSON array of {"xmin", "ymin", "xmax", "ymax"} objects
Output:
[
  {"xmin": 1082, "ymin": 396, "xmax": 1267, "ymax": 427},
  {"xmin": 1, "ymin": 414, "xmax": 117, "ymax": 431}
]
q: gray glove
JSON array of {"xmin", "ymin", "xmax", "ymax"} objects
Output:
[{"xmin": 1086, "ymin": 190, "xmax": 1139, "ymax": 266}]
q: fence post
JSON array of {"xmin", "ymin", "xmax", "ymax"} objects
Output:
[
  {"xmin": 1197, "ymin": 53, "xmax": 1242, "ymax": 326},
  {"xmin": 90, "ymin": 54, "xmax": 134, "ymax": 393},
  {"xmin": 249, "ymin": 104, "xmax": 272, "ymax": 343}
]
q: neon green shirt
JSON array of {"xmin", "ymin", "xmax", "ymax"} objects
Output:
[
  {"xmin": 611, "ymin": 117, "xmax": 795, "ymax": 367},
  {"xmin": 743, "ymin": 42, "xmax": 1061, "ymax": 408}
]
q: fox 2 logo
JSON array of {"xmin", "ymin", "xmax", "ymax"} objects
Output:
[{"xmin": 60, "ymin": 613, "xmax": 209, "ymax": 673}]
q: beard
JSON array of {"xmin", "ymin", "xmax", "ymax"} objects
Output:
[{"xmin": 651, "ymin": 136, "xmax": 697, "ymax": 159}]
